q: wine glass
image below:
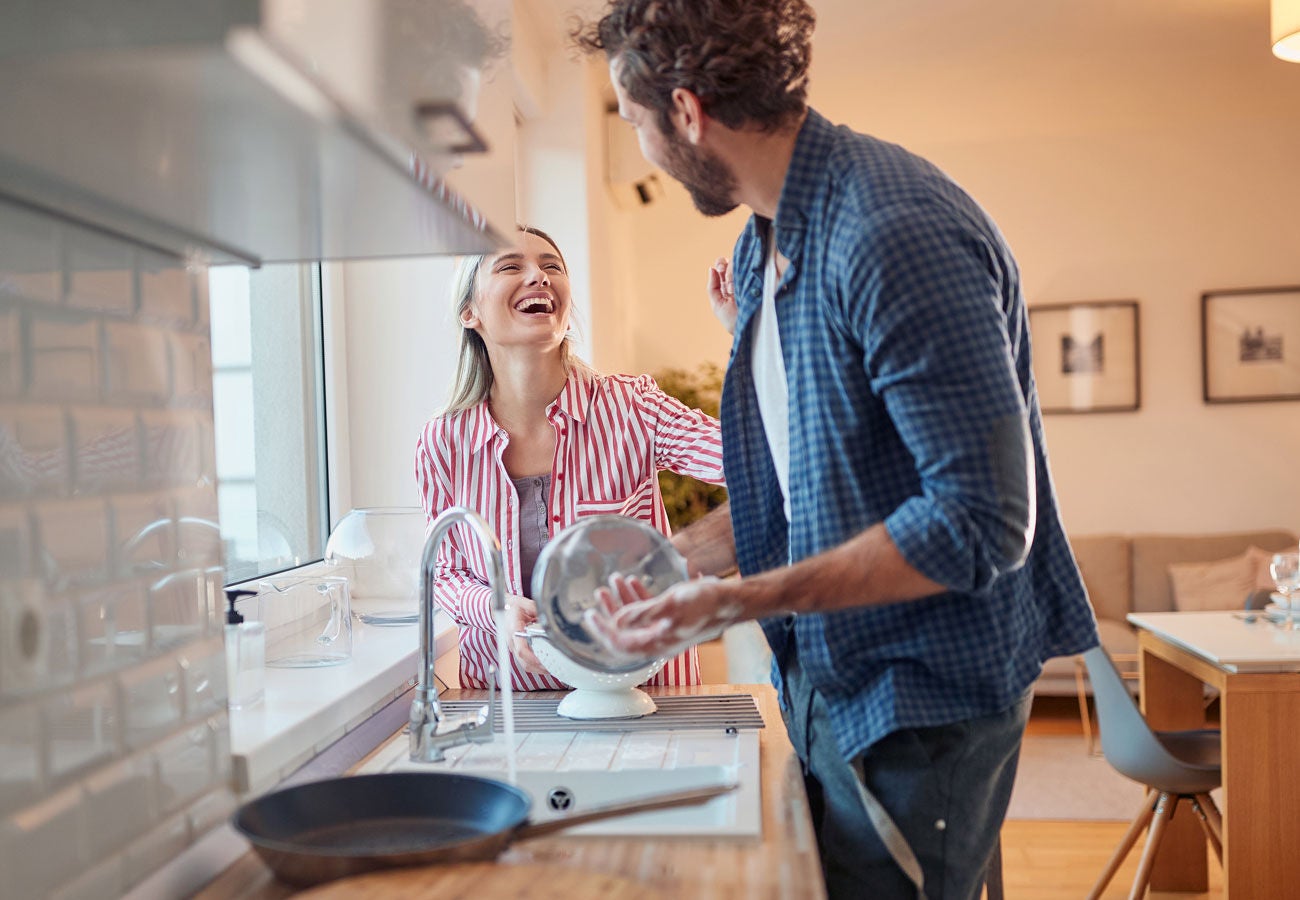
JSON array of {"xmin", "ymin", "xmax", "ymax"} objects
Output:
[{"xmin": 1270, "ymin": 551, "xmax": 1300, "ymax": 630}]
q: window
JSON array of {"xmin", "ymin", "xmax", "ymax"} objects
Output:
[{"xmin": 209, "ymin": 263, "xmax": 329, "ymax": 584}]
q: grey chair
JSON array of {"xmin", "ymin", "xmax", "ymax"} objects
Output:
[{"xmin": 1082, "ymin": 646, "xmax": 1223, "ymax": 900}]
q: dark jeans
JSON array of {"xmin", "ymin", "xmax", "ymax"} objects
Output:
[{"xmin": 781, "ymin": 652, "xmax": 1030, "ymax": 900}]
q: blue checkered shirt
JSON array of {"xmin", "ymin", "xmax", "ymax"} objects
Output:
[{"xmin": 721, "ymin": 110, "xmax": 1099, "ymax": 761}]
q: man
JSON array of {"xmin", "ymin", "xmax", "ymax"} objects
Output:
[{"xmin": 576, "ymin": 2, "xmax": 1099, "ymax": 898}]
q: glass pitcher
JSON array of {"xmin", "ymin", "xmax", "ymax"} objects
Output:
[
  {"xmin": 325, "ymin": 507, "xmax": 426, "ymax": 625},
  {"xmin": 256, "ymin": 574, "xmax": 353, "ymax": 667}
]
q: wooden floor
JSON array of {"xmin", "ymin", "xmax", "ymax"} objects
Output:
[{"xmin": 999, "ymin": 696, "xmax": 1223, "ymax": 899}]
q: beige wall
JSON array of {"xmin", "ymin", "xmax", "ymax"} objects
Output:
[
  {"xmin": 586, "ymin": 3, "xmax": 1300, "ymax": 537},
  {"xmin": 337, "ymin": 0, "xmax": 1300, "ymax": 538},
  {"xmin": 930, "ymin": 124, "xmax": 1300, "ymax": 536}
]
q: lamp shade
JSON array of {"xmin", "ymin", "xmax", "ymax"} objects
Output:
[{"xmin": 1274, "ymin": 0, "xmax": 1300, "ymax": 61}]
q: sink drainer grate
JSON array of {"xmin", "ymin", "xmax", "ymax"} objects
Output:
[{"xmin": 438, "ymin": 693, "xmax": 765, "ymax": 733}]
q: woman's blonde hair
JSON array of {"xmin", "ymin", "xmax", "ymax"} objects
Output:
[{"xmin": 443, "ymin": 225, "xmax": 590, "ymax": 414}]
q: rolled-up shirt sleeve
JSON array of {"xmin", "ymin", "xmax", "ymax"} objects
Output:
[
  {"xmin": 850, "ymin": 205, "xmax": 1035, "ymax": 592},
  {"xmin": 630, "ymin": 374, "xmax": 726, "ymax": 485}
]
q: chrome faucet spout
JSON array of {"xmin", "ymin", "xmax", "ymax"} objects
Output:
[{"xmin": 410, "ymin": 506, "xmax": 506, "ymax": 762}]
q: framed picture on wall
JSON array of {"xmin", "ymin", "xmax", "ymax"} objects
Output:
[
  {"xmin": 1028, "ymin": 300, "xmax": 1140, "ymax": 414},
  {"xmin": 1202, "ymin": 286, "xmax": 1300, "ymax": 404}
]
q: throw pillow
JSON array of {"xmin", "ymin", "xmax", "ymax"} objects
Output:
[
  {"xmin": 1168, "ymin": 550, "xmax": 1259, "ymax": 612},
  {"xmin": 1246, "ymin": 545, "xmax": 1285, "ymax": 592}
]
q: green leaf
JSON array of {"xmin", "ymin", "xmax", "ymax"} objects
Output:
[{"xmin": 654, "ymin": 363, "xmax": 728, "ymax": 531}]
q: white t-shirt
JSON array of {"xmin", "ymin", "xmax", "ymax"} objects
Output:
[{"xmin": 751, "ymin": 228, "xmax": 792, "ymax": 524}]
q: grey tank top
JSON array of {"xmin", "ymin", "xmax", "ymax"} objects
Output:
[{"xmin": 512, "ymin": 473, "xmax": 552, "ymax": 598}]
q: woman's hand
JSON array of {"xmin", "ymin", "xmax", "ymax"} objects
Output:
[
  {"xmin": 506, "ymin": 595, "xmax": 550, "ymax": 676},
  {"xmin": 707, "ymin": 257, "xmax": 738, "ymax": 335}
]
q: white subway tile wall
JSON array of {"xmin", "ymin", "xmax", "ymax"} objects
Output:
[
  {"xmin": 75, "ymin": 581, "xmax": 150, "ymax": 677},
  {"xmin": 27, "ymin": 313, "xmax": 102, "ymax": 402},
  {"xmin": 0, "ymin": 700, "xmax": 41, "ymax": 814},
  {"xmin": 36, "ymin": 499, "xmax": 113, "ymax": 585},
  {"xmin": 105, "ymin": 321, "xmax": 173, "ymax": 404},
  {"xmin": 12, "ymin": 407, "xmax": 73, "ymax": 495},
  {"xmin": 1, "ymin": 786, "xmax": 84, "ymax": 898},
  {"xmin": 0, "ymin": 205, "xmax": 60, "ymax": 307},
  {"xmin": 48, "ymin": 853, "xmax": 126, "ymax": 900},
  {"xmin": 0, "ymin": 198, "xmax": 234, "ymax": 900},
  {"xmin": 2, "ymin": 309, "xmax": 21, "ymax": 396},
  {"xmin": 0, "ymin": 505, "xmax": 30, "ymax": 574}
]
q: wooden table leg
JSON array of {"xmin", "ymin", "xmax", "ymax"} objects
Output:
[
  {"xmin": 1139, "ymin": 648, "xmax": 1208, "ymax": 893},
  {"xmin": 1219, "ymin": 676, "xmax": 1300, "ymax": 898}
]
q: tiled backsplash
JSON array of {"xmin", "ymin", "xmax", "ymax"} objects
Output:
[{"xmin": 0, "ymin": 197, "xmax": 233, "ymax": 900}]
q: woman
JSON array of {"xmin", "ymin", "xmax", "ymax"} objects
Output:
[{"xmin": 414, "ymin": 225, "xmax": 725, "ymax": 690}]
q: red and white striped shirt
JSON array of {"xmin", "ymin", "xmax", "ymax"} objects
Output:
[{"xmin": 414, "ymin": 370, "xmax": 726, "ymax": 690}]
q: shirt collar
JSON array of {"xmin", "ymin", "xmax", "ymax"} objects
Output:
[
  {"xmin": 737, "ymin": 108, "xmax": 834, "ymax": 294},
  {"xmin": 770, "ymin": 108, "xmax": 835, "ymax": 252},
  {"xmin": 465, "ymin": 367, "xmax": 595, "ymax": 453},
  {"xmin": 549, "ymin": 367, "xmax": 595, "ymax": 425},
  {"xmin": 466, "ymin": 401, "xmax": 499, "ymax": 454}
]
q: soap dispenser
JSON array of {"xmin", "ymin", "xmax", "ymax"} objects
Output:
[{"xmin": 224, "ymin": 588, "xmax": 265, "ymax": 709}]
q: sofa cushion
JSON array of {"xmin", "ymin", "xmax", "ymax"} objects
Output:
[
  {"xmin": 1131, "ymin": 531, "xmax": 1299, "ymax": 614},
  {"xmin": 1247, "ymin": 545, "xmax": 1286, "ymax": 592},
  {"xmin": 1069, "ymin": 534, "xmax": 1131, "ymax": 624},
  {"xmin": 1096, "ymin": 616, "xmax": 1139, "ymax": 657},
  {"xmin": 1168, "ymin": 547, "xmax": 1274, "ymax": 612}
]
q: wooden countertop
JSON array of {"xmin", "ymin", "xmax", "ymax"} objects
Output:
[{"xmin": 195, "ymin": 684, "xmax": 826, "ymax": 899}]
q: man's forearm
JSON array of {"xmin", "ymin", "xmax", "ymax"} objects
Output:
[
  {"xmin": 671, "ymin": 502, "xmax": 738, "ymax": 578},
  {"xmin": 733, "ymin": 522, "xmax": 946, "ymax": 619}
]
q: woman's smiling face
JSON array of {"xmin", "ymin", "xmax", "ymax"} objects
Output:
[{"xmin": 463, "ymin": 230, "xmax": 572, "ymax": 350}]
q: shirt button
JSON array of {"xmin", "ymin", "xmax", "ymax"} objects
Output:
[
  {"xmin": 507, "ymin": 539, "xmax": 514, "ymax": 549},
  {"xmin": 556, "ymin": 473, "xmax": 564, "ymax": 482},
  {"xmin": 551, "ymin": 515, "xmax": 561, "ymax": 523},
  {"xmin": 534, "ymin": 478, "xmax": 543, "ymax": 488}
]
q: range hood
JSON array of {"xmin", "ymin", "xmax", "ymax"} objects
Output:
[{"xmin": 0, "ymin": 0, "xmax": 513, "ymax": 264}]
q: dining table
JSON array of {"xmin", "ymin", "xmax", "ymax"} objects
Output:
[{"xmin": 1127, "ymin": 609, "xmax": 1300, "ymax": 899}]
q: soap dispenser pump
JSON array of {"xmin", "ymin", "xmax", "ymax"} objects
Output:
[{"xmin": 224, "ymin": 588, "xmax": 265, "ymax": 709}]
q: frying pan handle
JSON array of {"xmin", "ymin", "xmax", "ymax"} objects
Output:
[{"xmin": 512, "ymin": 782, "xmax": 738, "ymax": 841}]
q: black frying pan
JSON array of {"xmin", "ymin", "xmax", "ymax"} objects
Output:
[{"xmin": 233, "ymin": 772, "xmax": 736, "ymax": 887}]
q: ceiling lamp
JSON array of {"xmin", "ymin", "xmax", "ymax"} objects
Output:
[{"xmin": 1274, "ymin": 0, "xmax": 1300, "ymax": 61}]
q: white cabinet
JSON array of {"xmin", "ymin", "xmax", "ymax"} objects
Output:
[{"xmin": 0, "ymin": 0, "xmax": 516, "ymax": 263}]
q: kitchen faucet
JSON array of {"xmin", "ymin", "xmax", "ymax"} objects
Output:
[{"xmin": 410, "ymin": 506, "xmax": 504, "ymax": 762}]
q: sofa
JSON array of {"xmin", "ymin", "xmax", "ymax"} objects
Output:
[{"xmin": 1035, "ymin": 529, "xmax": 1300, "ymax": 697}]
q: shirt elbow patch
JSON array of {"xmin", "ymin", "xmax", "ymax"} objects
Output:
[{"xmin": 986, "ymin": 412, "xmax": 1036, "ymax": 567}]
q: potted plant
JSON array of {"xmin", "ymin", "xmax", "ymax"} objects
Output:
[{"xmin": 653, "ymin": 362, "xmax": 729, "ymax": 531}]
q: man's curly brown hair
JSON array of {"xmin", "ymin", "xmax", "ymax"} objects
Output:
[{"xmin": 574, "ymin": 0, "xmax": 815, "ymax": 136}]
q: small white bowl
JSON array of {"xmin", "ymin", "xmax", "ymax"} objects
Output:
[{"xmin": 525, "ymin": 628, "xmax": 665, "ymax": 719}]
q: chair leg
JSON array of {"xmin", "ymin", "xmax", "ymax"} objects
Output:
[
  {"xmin": 1189, "ymin": 793, "xmax": 1224, "ymax": 864},
  {"xmin": 983, "ymin": 832, "xmax": 1004, "ymax": 900},
  {"xmin": 1074, "ymin": 656, "xmax": 1097, "ymax": 755},
  {"xmin": 1192, "ymin": 792, "xmax": 1223, "ymax": 843},
  {"xmin": 1086, "ymin": 790, "xmax": 1159, "ymax": 900},
  {"xmin": 1129, "ymin": 793, "xmax": 1178, "ymax": 900}
]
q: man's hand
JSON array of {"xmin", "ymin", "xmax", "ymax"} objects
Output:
[
  {"xmin": 506, "ymin": 595, "xmax": 550, "ymax": 676},
  {"xmin": 584, "ymin": 574, "xmax": 745, "ymax": 663},
  {"xmin": 707, "ymin": 257, "xmax": 738, "ymax": 335}
]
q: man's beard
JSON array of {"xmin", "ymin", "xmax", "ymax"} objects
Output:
[{"xmin": 662, "ymin": 130, "xmax": 739, "ymax": 217}]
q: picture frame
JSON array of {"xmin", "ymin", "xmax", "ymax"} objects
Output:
[
  {"xmin": 1028, "ymin": 300, "xmax": 1140, "ymax": 414},
  {"xmin": 1202, "ymin": 286, "xmax": 1300, "ymax": 404}
]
